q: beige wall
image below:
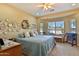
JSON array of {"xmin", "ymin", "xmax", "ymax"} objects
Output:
[
  {"xmin": 37, "ymin": 15, "xmax": 75, "ymax": 34},
  {"xmin": 0, "ymin": 4, "xmax": 37, "ymax": 39},
  {"xmin": 37, "ymin": 8, "xmax": 79, "ymax": 46}
]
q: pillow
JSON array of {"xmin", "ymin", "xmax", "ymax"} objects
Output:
[
  {"xmin": 32, "ymin": 32, "xmax": 36, "ymax": 36},
  {"xmin": 34, "ymin": 31, "xmax": 38, "ymax": 35},
  {"xmin": 29, "ymin": 31, "xmax": 36, "ymax": 37},
  {"xmin": 18, "ymin": 33, "xmax": 25, "ymax": 38},
  {"xmin": 25, "ymin": 32, "xmax": 30, "ymax": 38}
]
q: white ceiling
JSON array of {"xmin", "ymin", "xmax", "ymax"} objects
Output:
[{"xmin": 9, "ymin": 3, "xmax": 79, "ymax": 16}]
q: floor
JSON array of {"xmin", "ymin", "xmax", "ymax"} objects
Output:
[{"xmin": 50, "ymin": 42, "xmax": 79, "ymax": 56}]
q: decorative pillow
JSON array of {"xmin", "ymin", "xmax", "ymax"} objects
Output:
[
  {"xmin": 29, "ymin": 31, "xmax": 36, "ymax": 37},
  {"xmin": 32, "ymin": 32, "xmax": 36, "ymax": 36},
  {"xmin": 18, "ymin": 33, "xmax": 25, "ymax": 38},
  {"xmin": 29, "ymin": 32, "xmax": 33, "ymax": 37},
  {"xmin": 34, "ymin": 31, "xmax": 38, "ymax": 35},
  {"xmin": 25, "ymin": 32, "xmax": 30, "ymax": 38}
]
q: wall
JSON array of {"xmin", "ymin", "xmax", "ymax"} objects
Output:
[
  {"xmin": 37, "ymin": 8, "xmax": 79, "ymax": 46},
  {"xmin": 0, "ymin": 4, "xmax": 37, "ymax": 39}
]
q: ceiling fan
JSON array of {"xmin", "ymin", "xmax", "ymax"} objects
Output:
[{"xmin": 37, "ymin": 3, "xmax": 55, "ymax": 10}]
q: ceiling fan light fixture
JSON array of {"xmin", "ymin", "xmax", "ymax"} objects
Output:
[
  {"xmin": 37, "ymin": 3, "xmax": 55, "ymax": 10},
  {"xmin": 43, "ymin": 6, "xmax": 48, "ymax": 10}
]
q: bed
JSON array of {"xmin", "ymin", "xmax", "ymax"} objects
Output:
[{"xmin": 16, "ymin": 35, "xmax": 56, "ymax": 56}]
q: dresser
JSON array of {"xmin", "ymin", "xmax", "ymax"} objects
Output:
[{"xmin": 0, "ymin": 40, "xmax": 22, "ymax": 56}]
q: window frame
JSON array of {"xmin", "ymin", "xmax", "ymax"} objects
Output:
[
  {"xmin": 48, "ymin": 21, "xmax": 65, "ymax": 35},
  {"xmin": 70, "ymin": 19, "xmax": 77, "ymax": 33}
]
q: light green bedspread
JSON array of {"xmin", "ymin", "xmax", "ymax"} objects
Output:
[{"xmin": 16, "ymin": 35, "xmax": 55, "ymax": 56}]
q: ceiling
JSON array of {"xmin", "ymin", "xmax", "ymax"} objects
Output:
[{"xmin": 9, "ymin": 3, "xmax": 79, "ymax": 16}]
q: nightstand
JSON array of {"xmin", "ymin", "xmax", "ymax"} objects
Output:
[{"xmin": 0, "ymin": 40, "xmax": 22, "ymax": 56}]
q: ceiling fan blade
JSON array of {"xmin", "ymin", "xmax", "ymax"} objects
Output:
[{"xmin": 36, "ymin": 3, "xmax": 55, "ymax": 10}]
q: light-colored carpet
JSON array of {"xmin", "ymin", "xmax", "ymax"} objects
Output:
[{"xmin": 49, "ymin": 43, "xmax": 79, "ymax": 56}]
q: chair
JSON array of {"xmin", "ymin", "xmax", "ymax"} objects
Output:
[{"xmin": 66, "ymin": 33, "xmax": 77, "ymax": 46}]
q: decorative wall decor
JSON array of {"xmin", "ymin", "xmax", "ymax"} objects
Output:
[
  {"xmin": 8, "ymin": 23, "xmax": 13, "ymax": 27},
  {"xmin": 6, "ymin": 19, "xmax": 9, "ymax": 22},
  {"xmin": 21, "ymin": 20, "xmax": 29, "ymax": 29},
  {"xmin": 8, "ymin": 28, "xmax": 12, "ymax": 32},
  {"xmin": 0, "ymin": 18, "xmax": 20, "ymax": 37},
  {"xmin": 0, "ymin": 17, "xmax": 36, "ymax": 39}
]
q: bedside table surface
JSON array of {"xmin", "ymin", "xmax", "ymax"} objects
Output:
[{"xmin": 0, "ymin": 39, "xmax": 20, "ymax": 52}]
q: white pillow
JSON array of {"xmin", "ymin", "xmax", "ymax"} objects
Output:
[
  {"xmin": 32, "ymin": 32, "xmax": 36, "ymax": 36},
  {"xmin": 29, "ymin": 31, "xmax": 37, "ymax": 37},
  {"xmin": 25, "ymin": 32, "xmax": 30, "ymax": 38},
  {"xmin": 30, "ymin": 31, "xmax": 36, "ymax": 37}
]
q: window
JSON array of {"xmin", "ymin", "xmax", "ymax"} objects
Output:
[
  {"xmin": 48, "ymin": 22, "xmax": 55, "ymax": 34},
  {"xmin": 48, "ymin": 21, "xmax": 64, "ymax": 35},
  {"xmin": 40, "ymin": 22, "xmax": 44, "ymax": 34},
  {"xmin": 70, "ymin": 19, "xmax": 77, "ymax": 33},
  {"xmin": 56, "ymin": 21, "xmax": 64, "ymax": 34}
]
